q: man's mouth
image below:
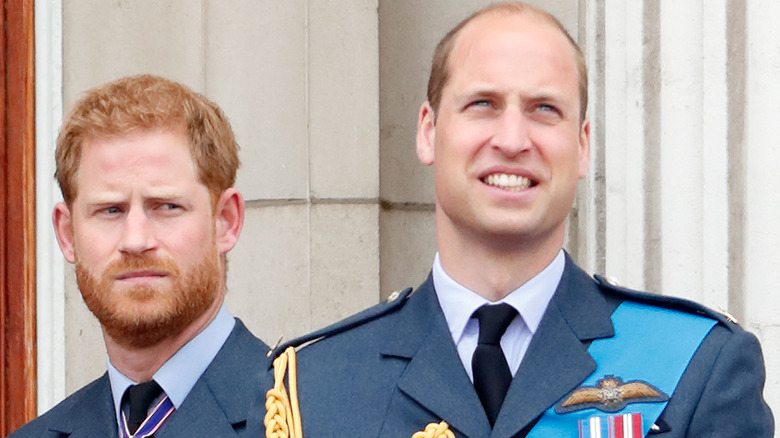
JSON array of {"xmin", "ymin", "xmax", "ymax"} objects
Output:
[
  {"xmin": 482, "ymin": 173, "xmax": 535, "ymax": 191},
  {"xmin": 115, "ymin": 271, "xmax": 167, "ymax": 281}
]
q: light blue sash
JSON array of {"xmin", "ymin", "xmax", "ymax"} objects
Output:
[{"xmin": 527, "ymin": 301, "xmax": 717, "ymax": 437}]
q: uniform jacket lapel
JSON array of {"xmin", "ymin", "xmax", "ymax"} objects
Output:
[
  {"xmin": 159, "ymin": 320, "xmax": 270, "ymax": 436},
  {"xmin": 382, "ymin": 277, "xmax": 492, "ymax": 438},
  {"xmin": 45, "ymin": 374, "xmax": 118, "ymax": 437},
  {"xmin": 13, "ymin": 320, "xmax": 268, "ymax": 438},
  {"xmin": 492, "ymin": 256, "xmax": 615, "ymax": 438}
]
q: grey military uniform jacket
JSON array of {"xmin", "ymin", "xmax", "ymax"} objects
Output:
[
  {"xmin": 10, "ymin": 319, "xmax": 270, "ymax": 437},
  {"xmin": 276, "ymin": 255, "xmax": 774, "ymax": 437}
]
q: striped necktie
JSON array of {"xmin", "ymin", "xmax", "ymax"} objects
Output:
[{"xmin": 120, "ymin": 381, "xmax": 175, "ymax": 438}]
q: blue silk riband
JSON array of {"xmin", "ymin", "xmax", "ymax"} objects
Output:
[{"xmin": 527, "ymin": 301, "xmax": 717, "ymax": 437}]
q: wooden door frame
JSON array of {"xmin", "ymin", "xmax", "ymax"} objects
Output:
[{"xmin": 1, "ymin": 0, "xmax": 37, "ymax": 434}]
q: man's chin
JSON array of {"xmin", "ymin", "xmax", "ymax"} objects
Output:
[
  {"xmin": 102, "ymin": 309, "xmax": 195, "ymax": 349},
  {"xmin": 114, "ymin": 283, "xmax": 166, "ymax": 300}
]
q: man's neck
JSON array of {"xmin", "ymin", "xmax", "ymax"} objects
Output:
[
  {"xmin": 104, "ymin": 296, "xmax": 223, "ymax": 382},
  {"xmin": 436, "ymin": 224, "xmax": 564, "ymax": 302}
]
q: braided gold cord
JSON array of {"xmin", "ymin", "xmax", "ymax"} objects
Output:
[
  {"xmin": 264, "ymin": 347, "xmax": 451, "ymax": 438},
  {"xmin": 412, "ymin": 421, "xmax": 455, "ymax": 438},
  {"xmin": 265, "ymin": 347, "xmax": 302, "ymax": 438}
]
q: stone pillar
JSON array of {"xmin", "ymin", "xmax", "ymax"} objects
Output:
[
  {"xmin": 745, "ymin": 0, "xmax": 780, "ymax": 413},
  {"xmin": 584, "ymin": 0, "xmax": 779, "ymax": 414}
]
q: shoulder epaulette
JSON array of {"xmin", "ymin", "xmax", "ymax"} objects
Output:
[
  {"xmin": 593, "ymin": 274, "xmax": 737, "ymax": 329},
  {"xmin": 267, "ymin": 287, "xmax": 414, "ymax": 361}
]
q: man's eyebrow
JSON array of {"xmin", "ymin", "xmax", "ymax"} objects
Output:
[
  {"xmin": 530, "ymin": 93, "xmax": 564, "ymax": 102},
  {"xmin": 455, "ymin": 85, "xmax": 567, "ymax": 100},
  {"xmin": 84, "ymin": 189, "xmax": 187, "ymax": 205},
  {"xmin": 458, "ymin": 86, "xmax": 501, "ymax": 96},
  {"xmin": 84, "ymin": 193, "xmax": 125, "ymax": 205},
  {"xmin": 144, "ymin": 189, "xmax": 185, "ymax": 200}
]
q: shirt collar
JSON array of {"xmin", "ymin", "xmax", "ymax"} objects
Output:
[
  {"xmin": 433, "ymin": 250, "xmax": 564, "ymax": 345},
  {"xmin": 107, "ymin": 304, "xmax": 235, "ymax": 425}
]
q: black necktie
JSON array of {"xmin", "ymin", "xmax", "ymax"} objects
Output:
[
  {"xmin": 123, "ymin": 380, "xmax": 163, "ymax": 435},
  {"xmin": 472, "ymin": 303, "xmax": 518, "ymax": 426}
]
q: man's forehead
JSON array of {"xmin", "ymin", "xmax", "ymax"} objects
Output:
[
  {"xmin": 73, "ymin": 129, "xmax": 203, "ymax": 196},
  {"xmin": 80, "ymin": 129, "xmax": 194, "ymax": 166},
  {"xmin": 445, "ymin": 13, "xmax": 578, "ymax": 88},
  {"xmin": 451, "ymin": 11, "xmax": 573, "ymax": 63}
]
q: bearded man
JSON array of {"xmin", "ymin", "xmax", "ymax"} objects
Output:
[{"xmin": 11, "ymin": 74, "xmax": 270, "ymax": 437}]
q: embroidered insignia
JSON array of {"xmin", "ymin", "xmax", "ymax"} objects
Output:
[
  {"xmin": 556, "ymin": 375, "xmax": 669, "ymax": 413},
  {"xmin": 412, "ymin": 421, "xmax": 455, "ymax": 438}
]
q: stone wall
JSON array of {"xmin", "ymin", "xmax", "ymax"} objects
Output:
[{"xmin": 33, "ymin": 0, "xmax": 778, "ymax": 422}]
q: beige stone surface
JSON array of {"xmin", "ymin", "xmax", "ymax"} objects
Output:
[
  {"xmin": 308, "ymin": 0, "xmax": 380, "ymax": 199},
  {"xmin": 309, "ymin": 203, "xmax": 380, "ymax": 330},
  {"xmin": 64, "ymin": 265, "xmax": 106, "ymax": 393},
  {"xmin": 379, "ymin": 208, "xmax": 437, "ymax": 299},
  {"xmin": 227, "ymin": 203, "xmax": 311, "ymax": 344},
  {"xmin": 378, "ymin": 0, "xmax": 472, "ymax": 204},
  {"xmin": 206, "ymin": 0, "xmax": 309, "ymax": 201},
  {"xmin": 62, "ymin": 0, "xmax": 205, "ymax": 106}
]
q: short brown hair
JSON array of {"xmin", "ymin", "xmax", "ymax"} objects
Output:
[
  {"xmin": 426, "ymin": 2, "xmax": 588, "ymax": 121},
  {"xmin": 56, "ymin": 74, "xmax": 240, "ymax": 205}
]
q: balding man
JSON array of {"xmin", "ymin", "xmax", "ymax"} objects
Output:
[{"xmin": 266, "ymin": 3, "xmax": 773, "ymax": 437}]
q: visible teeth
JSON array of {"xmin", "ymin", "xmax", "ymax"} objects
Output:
[{"xmin": 485, "ymin": 173, "xmax": 532, "ymax": 191}]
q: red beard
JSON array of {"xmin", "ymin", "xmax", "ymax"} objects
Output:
[{"xmin": 75, "ymin": 249, "xmax": 221, "ymax": 349}]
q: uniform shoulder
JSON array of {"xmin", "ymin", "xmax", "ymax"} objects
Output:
[
  {"xmin": 9, "ymin": 375, "xmax": 110, "ymax": 437},
  {"xmin": 270, "ymin": 287, "xmax": 414, "ymax": 358},
  {"xmin": 230, "ymin": 318, "xmax": 271, "ymax": 359},
  {"xmin": 8, "ymin": 417, "xmax": 49, "ymax": 437},
  {"xmin": 593, "ymin": 274, "xmax": 740, "ymax": 331}
]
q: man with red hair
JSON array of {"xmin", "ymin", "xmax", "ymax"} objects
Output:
[{"xmin": 12, "ymin": 75, "xmax": 270, "ymax": 437}]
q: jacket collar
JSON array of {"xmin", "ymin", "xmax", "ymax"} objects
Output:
[
  {"xmin": 381, "ymin": 255, "xmax": 615, "ymax": 437},
  {"xmin": 46, "ymin": 320, "xmax": 270, "ymax": 437},
  {"xmin": 162, "ymin": 319, "xmax": 270, "ymax": 434},
  {"xmin": 382, "ymin": 276, "xmax": 491, "ymax": 438}
]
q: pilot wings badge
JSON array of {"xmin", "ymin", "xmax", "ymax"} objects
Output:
[{"xmin": 555, "ymin": 375, "xmax": 669, "ymax": 414}]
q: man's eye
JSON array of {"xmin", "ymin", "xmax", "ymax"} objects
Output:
[
  {"xmin": 470, "ymin": 99, "xmax": 492, "ymax": 108},
  {"xmin": 105, "ymin": 206, "xmax": 122, "ymax": 214},
  {"xmin": 532, "ymin": 104, "xmax": 564, "ymax": 123},
  {"xmin": 160, "ymin": 203, "xmax": 182, "ymax": 211}
]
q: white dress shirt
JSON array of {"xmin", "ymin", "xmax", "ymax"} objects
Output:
[
  {"xmin": 433, "ymin": 250, "xmax": 564, "ymax": 381},
  {"xmin": 107, "ymin": 303, "xmax": 235, "ymax": 433}
]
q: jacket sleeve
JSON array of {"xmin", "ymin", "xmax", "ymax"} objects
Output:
[{"xmin": 684, "ymin": 326, "xmax": 774, "ymax": 437}]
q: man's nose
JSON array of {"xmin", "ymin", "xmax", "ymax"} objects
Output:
[
  {"xmin": 491, "ymin": 108, "xmax": 532, "ymax": 157},
  {"xmin": 118, "ymin": 208, "xmax": 156, "ymax": 255}
]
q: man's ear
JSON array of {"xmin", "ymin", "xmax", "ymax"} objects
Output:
[
  {"xmin": 214, "ymin": 188, "xmax": 244, "ymax": 255},
  {"xmin": 53, "ymin": 203, "xmax": 76, "ymax": 263},
  {"xmin": 578, "ymin": 118, "xmax": 591, "ymax": 178},
  {"xmin": 416, "ymin": 101, "xmax": 436, "ymax": 166}
]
